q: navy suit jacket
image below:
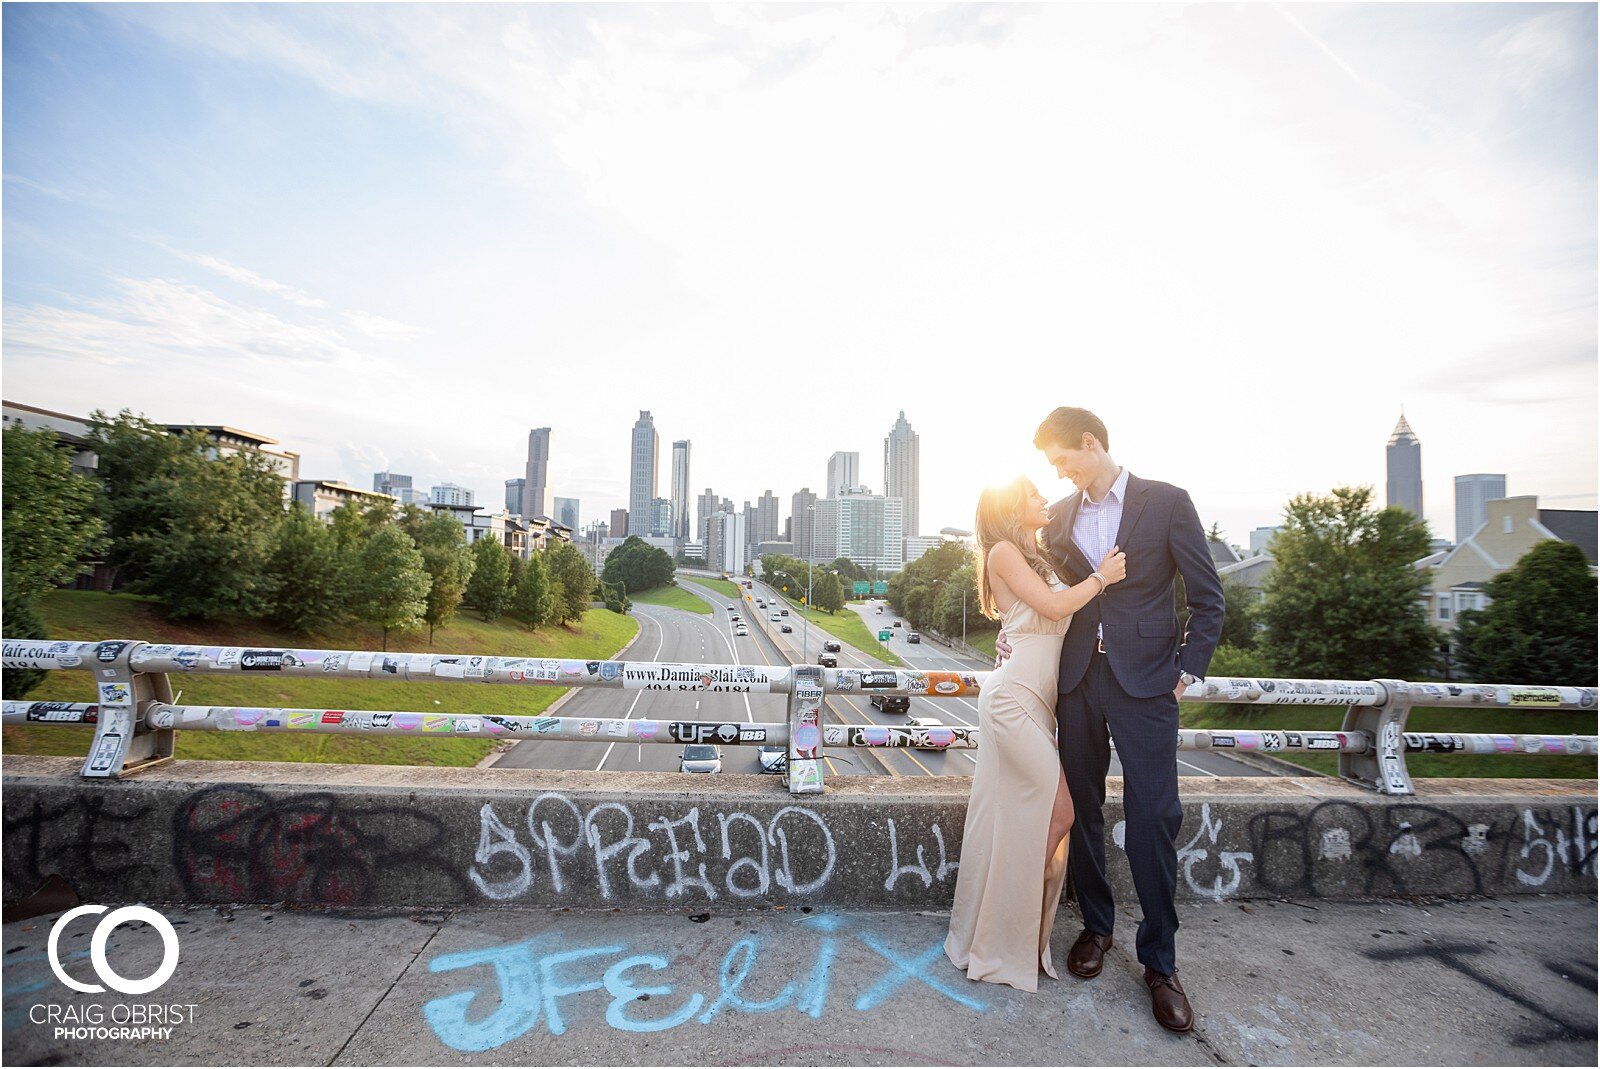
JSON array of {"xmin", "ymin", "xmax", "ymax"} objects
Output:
[{"xmin": 1041, "ymin": 474, "xmax": 1225, "ymax": 699}]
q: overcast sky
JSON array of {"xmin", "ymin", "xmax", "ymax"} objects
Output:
[{"xmin": 4, "ymin": 3, "xmax": 1595, "ymax": 544}]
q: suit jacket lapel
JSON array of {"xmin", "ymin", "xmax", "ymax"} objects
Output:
[
  {"xmin": 1048, "ymin": 492, "xmax": 1095, "ymax": 578},
  {"xmin": 1113, "ymin": 473, "xmax": 1148, "ymax": 548}
]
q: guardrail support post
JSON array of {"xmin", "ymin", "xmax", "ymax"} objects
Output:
[
  {"xmin": 80, "ymin": 640, "xmax": 173, "ymax": 779},
  {"xmin": 1338, "ymin": 679, "xmax": 1412, "ymax": 795},
  {"xmin": 786, "ymin": 665, "xmax": 825, "ymax": 794}
]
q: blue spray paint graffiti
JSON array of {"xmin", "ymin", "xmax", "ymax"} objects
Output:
[{"xmin": 422, "ymin": 914, "xmax": 988, "ymax": 1051}]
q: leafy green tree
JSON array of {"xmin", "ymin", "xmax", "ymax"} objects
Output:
[
  {"xmin": 263, "ymin": 505, "xmax": 350, "ymax": 633},
  {"xmin": 889, "ymin": 540, "xmax": 974, "ymax": 631},
  {"xmin": 810, "ymin": 570, "xmax": 845, "ymax": 612},
  {"xmin": 507, "ymin": 551, "xmax": 526, "ymax": 593},
  {"xmin": 2, "ymin": 424, "xmax": 106, "ymax": 603},
  {"xmin": 933, "ymin": 562, "xmax": 982, "ymax": 638},
  {"xmin": 352, "ymin": 525, "xmax": 429, "ymax": 649},
  {"xmin": 328, "ymin": 498, "xmax": 394, "ymax": 552},
  {"xmin": 1258, "ymin": 486, "xmax": 1437, "ymax": 679},
  {"xmin": 415, "ymin": 516, "xmax": 475, "ymax": 643},
  {"xmin": 1455, "ymin": 541, "xmax": 1597, "ymax": 684},
  {"xmin": 602, "ymin": 536, "xmax": 674, "ymax": 593},
  {"xmin": 547, "ymin": 542, "xmax": 597, "ymax": 625},
  {"xmin": 2, "ymin": 594, "xmax": 49, "ymax": 697},
  {"xmin": 465, "ymin": 537, "xmax": 513, "ymax": 620},
  {"xmin": 831, "ymin": 557, "xmax": 868, "ymax": 583},
  {"xmin": 1218, "ymin": 575, "xmax": 1260, "ymax": 650},
  {"xmin": 510, "ymin": 551, "xmax": 556, "ymax": 630},
  {"xmin": 89, "ymin": 412, "xmax": 287, "ymax": 620}
]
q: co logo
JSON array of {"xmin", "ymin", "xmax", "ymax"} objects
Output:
[{"xmin": 48, "ymin": 905, "xmax": 179, "ymax": 995}]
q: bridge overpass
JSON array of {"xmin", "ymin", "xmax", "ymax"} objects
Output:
[{"xmin": 2, "ymin": 611, "xmax": 1596, "ymax": 1065}]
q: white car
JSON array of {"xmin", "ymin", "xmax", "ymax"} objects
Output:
[
  {"xmin": 769, "ymin": 612, "xmax": 782, "ymax": 621},
  {"xmin": 757, "ymin": 744, "xmax": 786, "ymax": 773},
  {"xmin": 908, "ymin": 716, "xmax": 947, "ymax": 750},
  {"xmin": 680, "ymin": 744, "xmax": 723, "ymax": 773},
  {"xmin": 734, "ymin": 624, "xmax": 749, "ymax": 636}
]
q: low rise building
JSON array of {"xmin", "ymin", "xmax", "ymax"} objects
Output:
[
  {"xmin": 293, "ymin": 480, "xmax": 396, "ymax": 522},
  {"xmin": 1426, "ymin": 497, "xmax": 1597, "ymax": 631}
]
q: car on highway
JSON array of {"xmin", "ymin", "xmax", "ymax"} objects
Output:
[
  {"xmin": 780, "ymin": 608, "xmax": 790, "ymax": 616},
  {"xmin": 876, "ymin": 607, "xmax": 884, "ymax": 613},
  {"xmin": 817, "ymin": 652, "xmax": 838, "ymax": 668},
  {"xmin": 780, "ymin": 624, "xmax": 793, "ymax": 633},
  {"xmin": 769, "ymin": 612, "xmax": 782, "ymax": 621},
  {"xmin": 908, "ymin": 716, "xmax": 946, "ymax": 749},
  {"xmin": 870, "ymin": 694, "xmax": 910, "ymax": 714},
  {"xmin": 907, "ymin": 632, "xmax": 921, "ymax": 644},
  {"xmin": 679, "ymin": 744, "xmax": 723, "ymax": 773},
  {"xmin": 892, "ymin": 620, "xmax": 903, "ymax": 628},
  {"xmin": 726, "ymin": 606, "xmax": 738, "ymax": 613},
  {"xmin": 734, "ymin": 624, "xmax": 749, "ymax": 636},
  {"xmin": 823, "ymin": 640, "xmax": 842, "ymax": 653},
  {"xmin": 757, "ymin": 744, "xmax": 787, "ymax": 773}
]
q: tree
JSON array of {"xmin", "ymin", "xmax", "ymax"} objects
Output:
[
  {"xmin": 2, "ymin": 594, "xmax": 49, "ymax": 698},
  {"xmin": 1455, "ymin": 541, "xmax": 1597, "ymax": 684},
  {"xmin": 352, "ymin": 525, "xmax": 429, "ymax": 649},
  {"xmin": 415, "ymin": 516, "xmax": 475, "ymax": 643},
  {"xmin": 89, "ymin": 412, "xmax": 286, "ymax": 620},
  {"xmin": 1217, "ymin": 575, "xmax": 1260, "ymax": 651},
  {"xmin": 263, "ymin": 505, "xmax": 349, "ymax": 633},
  {"xmin": 510, "ymin": 551, "xmax": 556, "ymax": 630},
  {"xmin": 602, "ymin": 536, "xmax": 674, "ymax": 593},
  {"xmin": 810, "ymin": 570, "xmax": 845, "ymax": 613},
  {"xmin": 1257, "ymin": 486, "xmax": 1437, "ymax": 679},
  {"xmin": 888, "ymin": 540, "xmax": 976, "ymax": 631},
  {"xmin": 2, "ymin": 424, "xmax": 106, "ymax": 603},
  {"xmin": 465, "ymin": 537, "xmax": 512, "ymax": 620},
  {"xmin": 933, "ymin": 563, "xmax": 981, "ymax": 638},
  {"xmin": 831, "ymin": 557, "xmax": 868, "ymax": 583},
  {"xmin": 547, "ymin": 542, "xmax": 597, "ymax": 625}
]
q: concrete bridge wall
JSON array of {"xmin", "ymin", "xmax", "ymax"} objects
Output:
[{"xmin": 3, "ymin": 757, "xmax": 1594, "ymax": 912}]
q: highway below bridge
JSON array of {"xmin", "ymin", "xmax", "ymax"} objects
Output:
[{"xmin": 494, "ymin": 577, "xmax": 1270, "ymax": 780}]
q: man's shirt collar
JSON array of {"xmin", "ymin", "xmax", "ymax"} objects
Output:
[{"xmin": 1083, "ymin": 467, "xmax": 1129, "ymax": 508}]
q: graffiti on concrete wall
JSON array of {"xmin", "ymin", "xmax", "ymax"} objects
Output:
[
  {"xmin": 1109, "ymin": 801, "xmax": 1598, "ymax": 900},
  {"xmin": 422, "ymin": 912, "xmax": 989, "ymax": 1052},
  {"xmin": 171, "ymin": 787, "xmax": 467, "ymax": 907}
]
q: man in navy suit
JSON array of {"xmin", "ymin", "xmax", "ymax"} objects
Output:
[{"xmin": 1011, "ymin": 406, "xmax": 1224, "ymax": 1033}]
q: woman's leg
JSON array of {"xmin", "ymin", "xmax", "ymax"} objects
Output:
[{"xmin": 1039, "ymin": 767, "xmax": 1074, "ymax": 923}]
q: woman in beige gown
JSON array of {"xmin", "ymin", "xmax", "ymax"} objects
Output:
[{"xmin": 945, "ymin": 477, "xmax": 1126, "ymax": 992}]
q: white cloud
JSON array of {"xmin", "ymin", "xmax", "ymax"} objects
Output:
[
  {"xmin": 4, "ymin": 277, "xmax": 360, "ymax": 365},
  {"xmin": 345, "ymin": 310, "xmax": 421, "ymax": 342},
  {"xmin": 164, "ymin": 248, "xmax": 328, "ymax": 308}
]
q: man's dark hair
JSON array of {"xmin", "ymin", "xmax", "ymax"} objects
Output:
[{"xmin": 1034, "ymin": 407, "xmax": 1109, "ymax": 452}]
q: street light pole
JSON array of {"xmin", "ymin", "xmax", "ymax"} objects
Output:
[{"xmin": 803, "ymin": 504, "xmax": 816, "ymax": 661}]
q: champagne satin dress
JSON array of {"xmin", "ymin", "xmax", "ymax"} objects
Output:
[{"xmin": 944, "ymin": 580, "xmax": 1072, "ymax": 992}]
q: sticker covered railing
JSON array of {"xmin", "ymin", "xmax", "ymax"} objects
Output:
[{"xmin": 2, "ymin": 638, "xmax": 1594, "ymax": 795}]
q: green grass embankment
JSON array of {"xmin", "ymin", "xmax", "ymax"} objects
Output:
[
  {"xmin": 629, "ymin": 584, "xmax": 712, "ymax": 614},
  {"xmin": 679, "ymin": 575, "xmax": 740, "ymax": 599},
  {"xmin": 3, "ymin": 590, "xmax": 638, "ymax": 767}
]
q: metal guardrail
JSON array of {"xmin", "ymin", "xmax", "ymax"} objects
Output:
[{"xmin": 3, "ymin": 638, "xmax": 1594, "ymax": 795}]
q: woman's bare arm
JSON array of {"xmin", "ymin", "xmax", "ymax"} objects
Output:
[{"xmin": 989, "ymin": 540, "xmax": 1124, "ymax": 622}]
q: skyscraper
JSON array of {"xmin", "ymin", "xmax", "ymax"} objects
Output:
[
  {"xmin": 697, "ymin": 488, "xmax": 719, "ymax": 544},
  {"xmin": 1386, "ymin": 413, "xmax": 1423, "ymax": 519},
  {"xmin": 522, "ymin": 428, "xmax": 551, "ymax": 520},
  {"xmin": 791, "ymin": 487, "xmax": 818, "ymax": 560},
  {"xmin": 756, "ymin": 490, "xmax": 780, "ymax": 545},
  {"xmin": 431, "ymin": 483, "xmax": 474, "ymax": 507},
  {"xmin": 670, "ymin": 440, "xmax": 692, "ymax": 542},
  {"xmin": 610, "ymin": 508, "xmax": 629, "ymax": 538},
  {"xmin": 826, "ymin": 451, "xmax": 859, "ymax": 498},
  {"xmin": 883, "ymin": 411, "xmax": 920, "ymax": 538},
  {"xmin": 553, "ymin": 497, "xmax": 580, "ymax": 531},
  {"xmin": 505, "ymin": 479, "xmax": 525, "ymax": 514},
  {"xmin": 650, "ymin": 498, "xmax": 674, "ymax": 538},
  {"xmin": 1454, "ymin": 474, "xmax": 1507, "ymax": 544},
  {"xmin": 374, "ymin": 471, "xmax": 412, "ymax": 497},
  {"xmin": 629, "ymin": 411, "xmax": 658, "ymax": 537},
  {"xmin": 742, "ymin": 501, "xmax": 758, "ymax": 551}
]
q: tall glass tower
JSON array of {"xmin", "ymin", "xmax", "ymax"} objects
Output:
[
  {"xmin": 1386, "ymin": 412, "xmax": 1423, "ymax": 519},
  {"xmin": 629, "ymin": 412, "xmax": 658, "ymax": 537},
  {"xmin": 883, "ymin": 411, "xmax": 920, "ymax": 538}
]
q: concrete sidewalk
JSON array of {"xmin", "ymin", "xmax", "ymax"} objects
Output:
[{"xmin": 4, "ymin": 896, "xmax": 1594, "ymax": 1066}]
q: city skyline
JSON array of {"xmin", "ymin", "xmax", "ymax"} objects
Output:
[{"xmin": 3, "ymin": 5, "xmax": 1594, "ymax": 544}]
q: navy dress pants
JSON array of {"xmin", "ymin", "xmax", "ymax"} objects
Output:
[{"xmin": 1057, "ymin": 653, "xmax": 1184, "ymax": 976}]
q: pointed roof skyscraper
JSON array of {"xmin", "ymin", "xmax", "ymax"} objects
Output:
[{"xmin": 1386, "ymin": 410, "xmax": 1423, "ymax": 519}]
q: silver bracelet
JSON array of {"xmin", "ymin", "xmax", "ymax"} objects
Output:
[{"xmin": 1090, "ymin": 571, "xmax": 1107, "ymax": 593}]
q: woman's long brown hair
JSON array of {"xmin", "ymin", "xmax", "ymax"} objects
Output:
[{"xmin": 974, "ymin": 477, "xmax": 1053, "ymax": 619}]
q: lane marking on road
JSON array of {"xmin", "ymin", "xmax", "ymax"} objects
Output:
[{"xmin": 595, "ymin": 609, "xmax": 666, "ymax": 772}]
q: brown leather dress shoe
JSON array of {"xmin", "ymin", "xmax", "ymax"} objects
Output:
[
  {"xmin": 1066, "ymin": 929, "xmax": 1113, "ymax": 979},
  {"xmin": 1144, "ymin": 967, "xmax": 1194, "ymax": 1033}
]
